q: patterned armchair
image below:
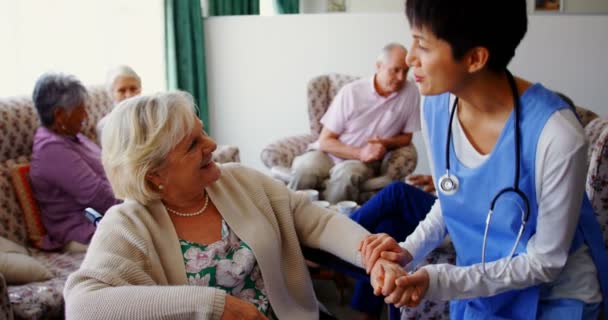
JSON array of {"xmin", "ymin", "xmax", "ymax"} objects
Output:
[
  {"xmin": 398, "ymin": 106, "xmax": 607, "ymax": 320},
  {"xmin": 260, "ymin": 73, "xmax": 417, "ymax": 202},
  {"xmin": 0, "ymin": 87, "xmax": 240, "ymax": 319}
]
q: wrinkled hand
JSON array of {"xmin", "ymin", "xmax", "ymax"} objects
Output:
[
  {"xmin": 405, "ymin": 174, "xmax": 436, "ymax": 193},
  {"xmin": 359, "ymin": 233, "xmax": 412, "ymax": 273},
  {"xmin": 221, "ymin": 295, "xmax": 268, "ymax": 320},
  {"xmin": 386, "ymin": 268, "xmax": 429, "ymax": 308},
  {"xmin": 370, "ymin": 259, "xmax": 408, "ymax": 298},
  {"xmin": 359, "ymin": 143, "xmax": 386, "ymax": 163}
]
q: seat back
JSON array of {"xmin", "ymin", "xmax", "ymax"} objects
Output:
[
  {"xmin": 306, "ymin": 74, "xmax": 359, "ymax": 136},
  {"xmin": 585, "ymin": 116, "xmax": 608, "ymax": 250}
]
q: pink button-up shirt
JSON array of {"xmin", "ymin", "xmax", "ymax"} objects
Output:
[{"xmin": 310, "ymin": 76, "xmax": 421, "ymax": 163}]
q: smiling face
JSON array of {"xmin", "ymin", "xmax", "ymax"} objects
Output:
[
  {"xmin": 406, "ymin": 26, "xmax": 470, "ymax": 96},
  {"xmin": 375, "ymin": 47, "xmax": 409, "ymax": 95},
  {"xmin": 111, "ymin": 76, "xmax": 141, "ymax": 103},
  {"xmin": 152, "ymin": 119, "xmax": 219, "ymax": 202}
]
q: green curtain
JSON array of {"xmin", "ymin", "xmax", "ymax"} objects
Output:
[
  {"xmin": 165, "ymin": 0, "xmax": 210, "ymax": 128},
  {"xmin": 276, "ymin": 0, "xmax": 299, "ymax": 14},
  {"xmin": 209, "ymin": 0, "xmax": 260, "ymax": 16}
]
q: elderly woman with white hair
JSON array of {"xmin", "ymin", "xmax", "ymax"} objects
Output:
[
  {"xmin": 95, "ymin": 65, "xmax": 142, "ymax": 143},
  {"xmin": 64, "ymin": 91, "xmax": 369, "ymax": 320},
  {"xmin": 29, "ymin": 73, "xmax": 120, "ymax": 251}
]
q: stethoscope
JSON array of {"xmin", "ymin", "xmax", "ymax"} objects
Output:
[{"xmin": 437, "ymin": 69, "xmax": 530, "ymax": 279}]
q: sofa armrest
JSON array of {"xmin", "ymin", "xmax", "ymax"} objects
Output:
[
  {"xmin": 585, "ymin": 117, "xmax": 608, "ymax": 249},
  {"xmin": 0, "ymin": 273, "xmax": 13, "ymax": 320},
  {"xmin": 260, "ymin": 134, "xmax": 316, "ymax": 169},
  {"xmin": 212, "ymin": 145, "xmax": 240, "ymax": 164},
  {"xmin": 381, "ymin": 144, "xmax": 418, "ymax": 181}
]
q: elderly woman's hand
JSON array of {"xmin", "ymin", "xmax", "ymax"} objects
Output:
[
  {"xmin": 359, "ymin": 233, "xmax": 412, "ymax": 273},
  {"xmin": 221, "ymin": 295, "xmax": 268, "ymax": 320}
]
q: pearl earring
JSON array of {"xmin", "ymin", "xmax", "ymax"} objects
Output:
[{"xmin": 158, "ymin": 184, "xmax": 164, "ymax": 190}]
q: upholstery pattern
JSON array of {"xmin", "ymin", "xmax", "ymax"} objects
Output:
[
  {"xmin": 261, "ymin": 134, "xmax": 316, "ymax": 169},
  {"xmin": 0, "ymin": 273, "xmax": 13, "ymax": 320},
  {"xmin": 8, "ymin": 251, "xmax": 84, "ymax": 320},
  {"xmin": 212, "ymin": 145, "xmax": 241, "ymax": 164},
  {"xmin": 382, "ymin": 145, "xmax": 418, "ymax": 181},
  {"xmin": 586, "ymin": 117, "xmax": 608, "ymax": 249},
  {"xmin": 261, "ymin": 73, "xmax": 417, "ymax": 200},
  {"xmin": 307, "ymin": 74, "xmax": 359, "ymax": 135},
  {"xmin": 399, "ymin": 243, "xmax": 455, "ymax": 320}
]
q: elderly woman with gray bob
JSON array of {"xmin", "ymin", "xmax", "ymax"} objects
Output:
[
  {"xmin": 29, "ymin": 73, "xmax": 119, "ymax": 252},
  {"xmin": 64, "ymin": 91, "xmax": 370, "ymax": 320},
  {"xmin": 95, "ymin": 65, "xmax": 142, "ymax": 143}
]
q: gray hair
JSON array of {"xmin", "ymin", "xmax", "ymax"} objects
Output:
[
  {"xmin": 32, "ymin": 73, "xmax": 88, "ymax": 127},
  {"xmin": 105, "ymin": 65, "xmax": 141, "ymax": 92},
  {"xmin": 101, "ymin": 91, "xmax": 198, "ymax": 204},
  {"xmin": 376, "ymin": 43, "xmax": 407, "ymax": 64}
]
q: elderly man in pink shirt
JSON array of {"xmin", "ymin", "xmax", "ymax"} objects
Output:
[{"xmin": 288, "ymin": 43, "xmax": 421, "ymax": 203}]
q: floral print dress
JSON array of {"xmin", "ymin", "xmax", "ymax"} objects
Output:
[{"xmin": 180, "ymin": 220, "xmax": 273, "ymax": 317}]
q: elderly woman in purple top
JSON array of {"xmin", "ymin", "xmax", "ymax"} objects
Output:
[{"xmin": 30, "ymin": 73, "xmax": 120, "ymax": 251}]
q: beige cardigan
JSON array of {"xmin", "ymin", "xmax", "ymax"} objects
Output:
[{"xmin": 64, "ymin": 164, "xmax": 369, "ymax": 320}]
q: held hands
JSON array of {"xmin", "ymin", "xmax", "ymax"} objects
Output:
[
  {"xmin": 359, "ymin": 233, "xmax": 412, "ymax": 273},
  {"xmin": 221, "ymin": 295, "xmax": 268, "ymax": 320},
  {"xmin": 361, "ymin": 234, "xmax": 429, "ymax": 307},
  {"xmin": 367, "ymin": 135, "xmax": 385, "ymax": 146},
  {"xmin": 359, "ymin": 142, "xmax": 386, "ymax": 163},
  {"xmin": 370, "ymin": 260, "xmax": 430, "ymax": 308}
]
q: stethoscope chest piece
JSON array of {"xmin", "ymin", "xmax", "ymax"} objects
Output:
[{"xmin": 438, "ymin": 172, "xmax": 459, "ymax": 196}]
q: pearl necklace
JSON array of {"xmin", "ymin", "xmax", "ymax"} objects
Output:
[{"xmin": 165, "ymin": 193, "xmax": 209, "ymax": 217}]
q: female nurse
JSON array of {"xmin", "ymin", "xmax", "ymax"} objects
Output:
[{"xmin": 360, "ymin": 0, "xmax": 608, "ymax": 318}]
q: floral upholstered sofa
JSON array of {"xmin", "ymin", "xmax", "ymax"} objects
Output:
[
  {"xmin": 0, "ymin": 87, "xmax": 240, "ymax": 320},
  {"xmin": 398, "ymin": 107, "xmax": 608, "ymax": 320}
]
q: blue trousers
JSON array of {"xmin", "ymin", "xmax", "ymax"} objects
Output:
[{"xmin": 348, "ymin": 181, "xmax": 436, "ymax": 316}]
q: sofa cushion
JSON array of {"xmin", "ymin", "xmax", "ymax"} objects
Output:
[
  {"xmin": 0, "ymin": 252, "xmax": 53, "ymax": 285},
  {"xmin": 9, "ymin": 163, "xmax": 46, "ymax": 249},
  {"xmin": 0, "ymin": 236, "xmax": 27, "ymax": 255},
  {"xmin": 8, "ymin": 251, "xmax": 84, "ymax": 319}
]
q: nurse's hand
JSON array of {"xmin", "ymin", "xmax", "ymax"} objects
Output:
[
  {"xmin": 359, "ymin": 233, "xmax": 412, "ymax": 273},
  {"xmin": 387, "ymin": 268, "xmax": 429, "ymax": 308},
  {"xmin": 369, "ymin": 259, "xmax": 407, "ymax": 298}
]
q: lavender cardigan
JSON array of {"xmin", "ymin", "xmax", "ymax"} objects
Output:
[{"xmin": 30, "ymin": 127, "xmax": 119, "ymax": 250}]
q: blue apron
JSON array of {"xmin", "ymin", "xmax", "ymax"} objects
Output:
[{"xmin": 423, "ymin": 84, "xmax": 608, "ymax": 319}]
